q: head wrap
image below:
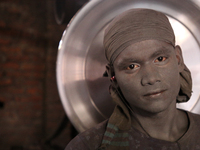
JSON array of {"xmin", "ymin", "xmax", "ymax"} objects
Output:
[
  {"xmin": 98, "ymin": 8, "xmax": 192, "ymax": 150},
  {"xmin": 104, "ymin": 8, "xmax": 175, "ymax": 64}
]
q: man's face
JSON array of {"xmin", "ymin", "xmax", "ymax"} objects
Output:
[{"xmin": 113, "ymin": 40, "xmax": 183, "ymax": 115}]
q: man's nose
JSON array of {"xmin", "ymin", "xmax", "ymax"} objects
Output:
[{"xmin": 141, "ymin": 65, "xmax": 161, "ymax": 86}]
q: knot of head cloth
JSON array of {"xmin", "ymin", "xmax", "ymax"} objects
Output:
[{"xmin": 104, "ymin": 8, "xmax": 192, "ymax": 102}]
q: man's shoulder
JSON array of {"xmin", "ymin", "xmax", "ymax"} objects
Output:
[
  {"xmin": 187, "ymin": 111, "xmax": 200, "ymax": 124},
  {"xmin": 65, "ymin": 119, "xmax": 108, "ymax": 150},
  {"xmin": 74, "ymin": 119, "xmax": 108, "ymax": 142},
  {"xmin": 82, "ymin": 119, "xmax": 108, "ymax": 135}
]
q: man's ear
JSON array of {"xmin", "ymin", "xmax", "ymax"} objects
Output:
[
  {"xmin": 106, "ymin": 64, "xmax": 111, "ymax": 78},
  {"xmin": 106, "ymin": 64, "xmax": 118, "ymax": 85},
  {"xmin": 175, "ymin": 45, "xmax": 184, "ymax": 72}
]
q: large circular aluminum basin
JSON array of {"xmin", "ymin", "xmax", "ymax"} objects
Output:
[{"xmin": 57, "ymin": 0, "xmax": 200, "ymax": 132}]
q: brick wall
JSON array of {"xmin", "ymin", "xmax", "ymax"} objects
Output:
[{"xmin": 0, "ymin": 0, "xmax": 74, "ymax": 149}]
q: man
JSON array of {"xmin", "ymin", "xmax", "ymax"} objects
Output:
[{"xmin": 65, "ymin": 9, "xmax": 200, "ymax": 150}]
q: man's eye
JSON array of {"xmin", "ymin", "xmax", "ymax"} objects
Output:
[
  {"xmin": 154, "ymin": 56, "xmax": 167, "ymax": 63},
  {"xmin": 126, "ymin": 64, "xmax": 140, "ymax": 70}
]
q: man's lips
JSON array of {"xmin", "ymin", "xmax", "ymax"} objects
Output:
[{"xmin": 144, "ymin": 90, "xmax": 166, "ymax": 97}]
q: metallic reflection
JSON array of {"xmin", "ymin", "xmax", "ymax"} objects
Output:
[
  {"xmin": 191, "ymin": 0, "xmax": 200, "ymax": 8},
  {"xmin": 57, "ymin": 0, "xmax": 200, "ymax": 132},
  {"xmin": 169, "ymin": 18, "xmax": 200, "ymax": 113}
]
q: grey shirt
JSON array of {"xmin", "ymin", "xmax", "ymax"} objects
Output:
[{"xmin": 65, "ymin": 111, "xmax": 200, "ymax": 150}]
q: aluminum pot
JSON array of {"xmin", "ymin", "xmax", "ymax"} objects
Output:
[{"xmin": 57, "ymin": 0, "xmax": 200, "ymax": 132}]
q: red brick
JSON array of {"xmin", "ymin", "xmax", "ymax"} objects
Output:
[
  {"xmin": 23, "ymin": 47, "xmax": 46, "ymax": 57},
  {"xmin": 46, "ymin": 73, "xmax": 55, "ymax": 78},
  {"xmin": 27, "ymin": 88, "xmax": 43, "ymax": 95},
  {"xmin": 47, "ymin": 55, "xmax": 57, "ymax": 61},
  {"xmin": 9, "ymin": 88, "xmax": 24, "ymax": 94},
  {"xmin": 15, "ymin": 96, "xmax": 43, "ymax": 102},
  {"xmin": 6, "ymin": 70, "xmax": 45, "ymax": 79},
  {"xmin": 0, "ymin": 62, "xmax": 20, "ymax": 70},
  {"xmin": 0, "ymin": 20, "xmax": 6, "ymax": 27},
  {"xmin": 0, "ymin": 71, "xmax": 6, "ymax": 77},
  {"xmin": 29, "ymin": 96, "xmax": 43, "ymax": 102},
  {"xmin": 21, "ymin": 111, "xmax": 42, "ymax": 119},
  {"xmin": 0, "ymin": 46, "xmax": 22, "ymax": 54},
  {"xmin": 3, "ymin": 86, "xmax": 24, "ymax": 94},
  {"xmin": 24, "ymin": 80, "xmax": 41, "ymax": 86},
  {"xmin": 0, "ymin": 96, "xmax": 8, "ymax": 103},
  {"xmin": 7, "ymin": 55, "xmax": 29, "ymax": 61},
  {"xmin": 8, "ymin": 6, "xmax": 21, "ymax": 14},
  {"xmin": 0, "ymin": 27, "xmax": 20, "ymax": 37},
  {"xmin": 9, "ymin": 47, "xmax": 22, "ymax": 53},
  {"xmin": 23, "ymin": 72, "xmax": 45, "ymax": 79},
  {"xmin": 14, "ymin": 97, "xmax": 30, "ymax": 102},
  {"xmin": 32, "ymin": 103, "xmax": 43, "ymax": 110},
  {"xmin": 0, "ymin": 38, "xmax": 10, "ymax": 45},
  {"xmin": 21, "ymin": 63, "xmax": 45, "ymax": 71},
  {"xmin": 7, "ymin": 55, "xmax": 43, "ymax": 62},
  {"xmin": 0, "ymin": 78, "xmax": 12, "ymax": 86}
]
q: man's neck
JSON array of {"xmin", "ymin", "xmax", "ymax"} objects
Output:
[{"xmin": 131, "ymin": 107, "xmax": 189, "ymax": 142}]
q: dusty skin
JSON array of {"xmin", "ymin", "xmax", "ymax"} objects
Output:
[{"xmin": 112, "ymin": 39, "xmax": 188, "ymax": 142}]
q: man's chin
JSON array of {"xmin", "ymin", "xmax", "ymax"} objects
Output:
[{"xmin": 132, "ymin": 105, "xmax": 174, "ymax": 117}]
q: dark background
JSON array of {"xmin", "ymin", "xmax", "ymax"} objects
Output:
[{"xmin": 0, "ymin": 0, "xmax": 78, "ymax": 149}]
